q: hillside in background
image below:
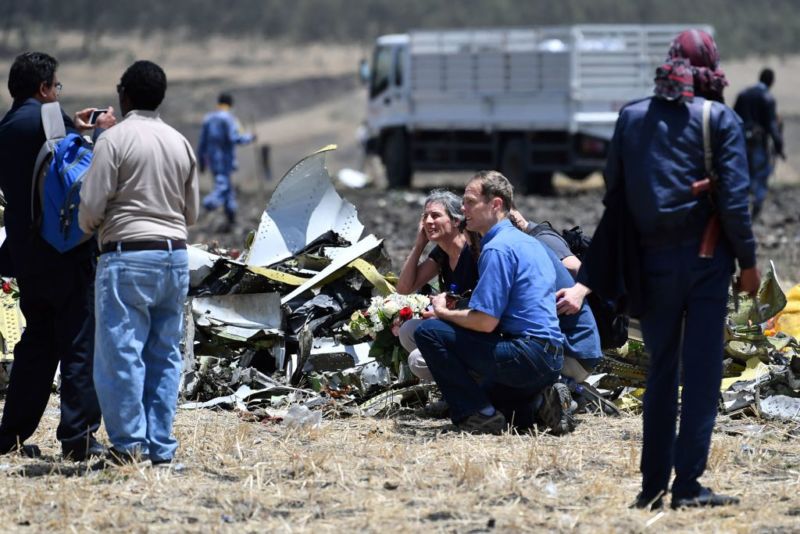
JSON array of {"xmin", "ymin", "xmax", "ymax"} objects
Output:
[{"xmin": 2, "ymin": 0, "xmax": 800, "ymax": 59}]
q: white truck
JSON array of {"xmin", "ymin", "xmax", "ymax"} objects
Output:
[{"xmin": 363, "ymin": 24, "xmax": 712, "ymax": 194}]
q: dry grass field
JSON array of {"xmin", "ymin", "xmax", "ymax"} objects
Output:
[
  {"xmin": 0, "ymin": 401, "xmax": 798, "ymax": 532},
  {"xmin": 1, "ymin": 30, "xmax": 800, "ymax": 532}
]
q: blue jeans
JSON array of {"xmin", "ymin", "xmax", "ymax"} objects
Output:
[
  {"xmin": 202, "ymin": 173, "xmax": 237, "ymax": 222},
  {"xmin": 639, "ymin": 241, "xmax": 733, "ymax": 500},
  {"xmin": 748, "ymin": 144, "xmax": 772, "ymax": 212},
  {"xmin": 93, "ymin": 248, "xmax": 189, "ymax": 462},
  {"xmin": 414, "ymin": 319, "xmax": 563, "ymax": 424}
]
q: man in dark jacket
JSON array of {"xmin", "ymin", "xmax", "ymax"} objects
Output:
[
  {"xmin": 0, "ymin": 52, "xmax": 115, "ymax": 459},
  {"xmin": 588, "ymin": 30, "xmax": 759, "ymax": 510},
  {"xmin": 734, "ymin": 68, "xmax": 784, "ymax": 219}
]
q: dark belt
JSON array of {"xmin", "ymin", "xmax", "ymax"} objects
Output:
[
  {"xmin": 499, "ymin": 333, "xmax": 564, "ymax": 357},
  {"xmin": 101, "ymin": 239, "xmax": 186, "ymax": 254}
]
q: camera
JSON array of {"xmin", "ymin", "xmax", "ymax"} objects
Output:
[{"xmin": 88, "ymin": 108, "xmax": 108, "ymax": 126}]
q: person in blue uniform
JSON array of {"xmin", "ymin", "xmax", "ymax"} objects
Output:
[
  {"xmin": 734, "ymin": 68, "xmax": 785, "ymax": 220},
  {"xmin": 197, "ymin": 92, "xmax": 255, "ymax": 230},
  {"xmin": 596, "ymin": 30, "xmax": 760, "ymax": 510}
]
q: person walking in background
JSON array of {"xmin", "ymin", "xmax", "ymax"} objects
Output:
[
  {"xmin": 0, "ymin": 51, "xmax": 115, "ymax": 460},
  {"xmin": 583, "ymin": 30, "xmax": 759, "ymax": 510},
  {"xmin": 197, "ymin": 92, "xmax": 255, "ymax": 232},
  {"xmin": 734, "ymin": 68, "xmax": 785, "ymax": 220},
  {"xmin": 79, "ymin": 60, "xmax": 199, "ymax": 467}
]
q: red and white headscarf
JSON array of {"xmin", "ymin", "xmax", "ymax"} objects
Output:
[{"xmin": 654, "ymin": 29, "xmax": 728, "ymax": 103}]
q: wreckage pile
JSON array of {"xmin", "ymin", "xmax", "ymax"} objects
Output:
[
  {"xmin": 178, "ymin": 147, "xmax": 800, "ymax": 423},
  {"xmin": 597, "ymin": 263, "xmax": 800, "ymax": 418},
  {"xmin": 1, "ymin": 146, "xmax": 799, "ymax": 424},
  {"xmin": 181, "ymin": 146, "xmax": 428, "ymax": 418}
]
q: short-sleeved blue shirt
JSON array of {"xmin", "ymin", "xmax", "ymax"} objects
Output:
[
  {"xmin": 542, "ymin": 245, "xmax": 602, "ymax": 361},
  {"xmin": 468, "ymin": 219, "xmax": 564, "ymax": 343}
]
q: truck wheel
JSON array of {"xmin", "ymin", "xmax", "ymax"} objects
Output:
[
  {"xmin": 382, "ymin": 130, "xmax": 412, "ymax": 189},
  {"xmin": 500, "ymin": 138, "xmax": 529, "ymax": 195},
  {"xmin": 530, "ymin": 172, "xmax": 555, "ymax": 196}
]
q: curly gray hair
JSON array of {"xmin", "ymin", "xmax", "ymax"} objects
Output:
[{"xmin": 423, "ymin": 189, "xmax": 465, "ymax": 224}]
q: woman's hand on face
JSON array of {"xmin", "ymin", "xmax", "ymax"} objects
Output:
[{"xmin": 415, "ymin": 219, "xmax": 429, "ymax": 247}]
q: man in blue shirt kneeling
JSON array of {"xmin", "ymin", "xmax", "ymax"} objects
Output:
[{"xmin": 414, "ymin": 171, "xmax": 573, "ymax": 435}]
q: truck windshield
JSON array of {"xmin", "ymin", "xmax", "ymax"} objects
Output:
[{"xmin": 370, "ymin": 46, "xmax": 393, "ymax": 98}]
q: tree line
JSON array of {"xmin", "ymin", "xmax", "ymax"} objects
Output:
[{"xmin": 1, "ymin": 0, "xmax": 796, "ymax": 58}]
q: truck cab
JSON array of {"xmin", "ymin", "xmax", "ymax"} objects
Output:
[{"xmin": 364, "ymin": 34, "xmax": 413, "ymax": 187}]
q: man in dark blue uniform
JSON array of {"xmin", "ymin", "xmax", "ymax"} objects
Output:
[
  {"xmin": 596, "ymin": 30, "xmax": 759, "ymax": 509},
  {"xmin": 734, "ymin": 68, "xmax": 785, "ymax": 220},
  {"xmin": 197, "ymin": 93, "xmax": 255, "ymax": 231},
  {"xmin": 0, "ymin": 52, "xmax": 114, "ymax": 459}
]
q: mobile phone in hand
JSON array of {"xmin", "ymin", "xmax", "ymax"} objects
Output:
[{"xmin": 88, "ymin": 108, "xmax": 108, "ymax": 126}]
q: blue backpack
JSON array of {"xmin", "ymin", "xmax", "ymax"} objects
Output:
[{"xmin": 31, "ymin": 103, "xmax": 93, "ymax": 253}]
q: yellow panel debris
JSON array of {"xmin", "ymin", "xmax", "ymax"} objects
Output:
[{"xmin": 0, "ymin": 291, "xmax": 24, "ymax": 360}]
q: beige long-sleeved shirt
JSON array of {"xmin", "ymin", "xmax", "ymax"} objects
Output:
[{"xmin": 79, "ymin": 110, "xmax": 199, "ymax": 243}]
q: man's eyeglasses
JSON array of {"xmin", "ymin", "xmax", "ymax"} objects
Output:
[{"xmin": 54, "ymin": 82, "xmax": 63, "ymax": 95}]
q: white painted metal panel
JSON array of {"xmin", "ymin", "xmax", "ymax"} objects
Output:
[
  {"xmin": 246, "ymin": 147, "xmax": 364, "ymax": 268},
  {"xmin": 373, "ymin": 25, "xmax": 714, "ymax": 140}
]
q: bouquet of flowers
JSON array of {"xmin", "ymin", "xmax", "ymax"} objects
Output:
[
  {"xmin": 346, "ymin": 293, "xmax": 430, "ymax": 373},
  {"xmin": 347, "ymin": 293, "xmax": 430, "ymax": 340}
]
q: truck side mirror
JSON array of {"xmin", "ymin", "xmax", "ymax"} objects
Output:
[{"xmin": 358, "ymin": 59, "xmax": 370, "ymax": 85}]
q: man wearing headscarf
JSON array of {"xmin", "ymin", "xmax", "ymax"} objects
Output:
[{"xmin": 585, "ymin": 29, "xmax": 759, "ymax": 509}]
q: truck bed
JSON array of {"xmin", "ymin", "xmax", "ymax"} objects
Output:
[{"xmin": 406, "ymin": 25, "xmax": 712, "ymax": 139}]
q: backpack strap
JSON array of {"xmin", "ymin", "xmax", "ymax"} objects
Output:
[
  {"xmin": 702, "ymin": 99, "xmax": 715, "ymax": 179},
  {"xmin": 41, "ymin": 102, "xmax": 66, "ymax": 140},
  {"xmin": 30, "ymin": 103, "xmax": 67, "ymax": 225}
]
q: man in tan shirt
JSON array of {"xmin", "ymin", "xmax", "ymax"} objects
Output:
[{"xmin": 79, "ymin": 60, "xmax": 199, "ymax": 467}]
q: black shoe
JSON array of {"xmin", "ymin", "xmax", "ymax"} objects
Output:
[
  {"xmin": 0, "ymin": 442, "xmax": 41, "ymax": 458},
  {"xmin": 671, "ymin": 487, "xmax": 740, "ymax": 510},
  {"xmin": 630, "ymin": 490, "xmax": 665, "ymax": 511},
  {"xmin": 62, "ymin": 437, "xmax": 107, "ymax": 461},
  {"xmin": 536, "ymin": 383, "xmax": 575, "ymax": 436},
  {"xmin": 456, "ymin": 411, "xmax": 507, "ymax": 435}
]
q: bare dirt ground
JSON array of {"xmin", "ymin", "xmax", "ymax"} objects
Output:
[{"xmin": 1, "ymin": 30, "xmax": 799, "ymax": 532}]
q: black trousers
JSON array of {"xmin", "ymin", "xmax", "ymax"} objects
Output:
[
  {"xmin": 639, "ymin": 241, "xmax": 733, "ymax": 500},
  {"xmin": 0, "ymin": 257, "xmax": 101, "ymax": 450}
]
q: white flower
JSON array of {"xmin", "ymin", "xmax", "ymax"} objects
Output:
[
  {"xmin": 383, "ymin": 300, "xmax": 400, "ymax": 318},
  {"xmin": 349, "ymin": 292, "xmax": 432, "ymax": 339}
]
